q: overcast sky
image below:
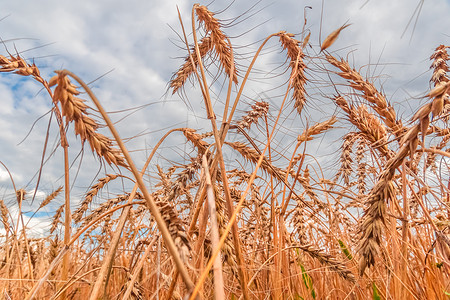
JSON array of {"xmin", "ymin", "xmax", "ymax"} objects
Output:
[{"xmin": 0, "ymin": 0, "xmax": 448, "ymax": 235}]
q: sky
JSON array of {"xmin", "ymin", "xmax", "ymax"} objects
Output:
[{"xmin": 0, "ymin": 0, "xmax": 449, "ymax": 236}]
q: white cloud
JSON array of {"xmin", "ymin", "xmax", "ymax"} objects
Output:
[
  {"xmin": 0, "ymin": 0, "xmax": 448, "ymax": 235},
  {"xmin": 0, "ymin": 169, "xmax": 12, "ymax": 183}
]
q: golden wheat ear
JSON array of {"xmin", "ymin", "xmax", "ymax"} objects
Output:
[
  {"xmin": 170, "ymin": 37, "xmax": 213, "ymax": 94},
  {"xmin": 50, "ymin": 72, "xmax": 127, "ymax": 167},
  {"xmin": 194, "ymin": 4, "xmax": 238, "ymax": 84},
  {"xmin": 320, "ymin": 23, "xmax": 351, "ymax": 53},
  {"xmin": 231, "ymin": 101, "xmax": 270, "ymax": 130},
  {"xmin": 279, "ymin": 32, "xmax": 307, "ymax": 114}
]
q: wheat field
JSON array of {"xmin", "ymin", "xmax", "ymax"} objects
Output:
[{"xmin": 0, "ymin": 3, "xmax": 449, "ymax": 299}]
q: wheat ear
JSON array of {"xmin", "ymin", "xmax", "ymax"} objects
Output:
[{"xmin": 279, "ymin": 32, "xmax": 307, "ymax": 114}]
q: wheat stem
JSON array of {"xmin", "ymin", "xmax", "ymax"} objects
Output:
[{"xmin": 60, "ymin": 70, "xmax": 194, "ymax": 291}]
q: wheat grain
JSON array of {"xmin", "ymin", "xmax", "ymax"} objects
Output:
[
  {"xmin": 0, "ymin": 200, "xmax": 9, "ymax": 234},
  {"xmin": 293, "ymin": 243, "xmax": 355, "ymax": 282},
  {"xmin": 226, "ymin": 141, "xmax": 287, "ymax": 180},
  {"xmin": 335, "ymin": 96, "xmax": 389, "ymax": 156}
]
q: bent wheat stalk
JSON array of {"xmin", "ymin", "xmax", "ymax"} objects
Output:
[
  {"xmin": 89, "ymin": 128, "xmax": 184, "ymax": 299},
  {"xmin": 189, "ymin": 50, "xmax": 294, "ymax": 299},
  {"xmin": 59, "ymin": 70, "xmax": 194, "ymax": 291},
  {"xmin": 202, "ymin": 154, "xmax": 225, "ymax": 299},
  {"xmin": 189, "ymin": 5, "xmax": 250, "ymax": 297}
]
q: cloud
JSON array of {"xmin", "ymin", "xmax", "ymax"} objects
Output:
[
  {"xmin": 0, "ymin": 0, "xmax": 448, "ymax": 236},
  {"xmin": 0, "ymin": 169, "xmax": 13, "ymax": 183}
]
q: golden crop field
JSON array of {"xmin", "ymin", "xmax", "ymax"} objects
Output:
[{"xmin": 0, "ymin": 2, "xmax": 449, "ymax": 299}]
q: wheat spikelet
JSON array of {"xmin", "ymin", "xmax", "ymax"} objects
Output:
[
  {"xmin": 226, "ymin": 141, "xmax": 287, "ymax": 180},
  {"xmin": 50, "ymin": 204, "xmax": 64, "ymax": 234},
  {"xmin": 156, "ymin": 157, "xmax": 200, "ymax": 211},
  {"xmin": 357, "ymin": 123, "xmax": 419, "ymax": 275},
  {"xmin": 291, "ymin": 153, "xmax": 304, "ymax": 167},
  {"xmin": 153, "ymin": 167, "xmax": 192, "ymax": 262},
  {"xmin": 16, "ymin": 189, "xmax": 26, "ymax": 207},
  {"xmin": 212, "ymin": 186, "xmax": 238, "ymax": 274},
  {"xmin": 297, "ymin": 116, "xmax": 337, "ymax": 143},
  {"xmin": 50, "ymin": 72, "xmax": 126, "ymax": 167},
  {"xmin": 39, "ymin": 186, "xmax": 63, "ymax": 210},
  {"xmin": 279, "ymin": 32, "xmax": 307, "ymax": 114},
  {"xmin": 294, "ymin": 243, "xmax": 356, "ymax": 282},
  {"xmin": 320, "ymin": 23, "xmax": 351, "ymax": 52},
  {"xmin": 425, "ymin": 150, "xmax": 438, "ymax": 171},
  {"xmin": 194, "ymin": 4, "xmax": 238, "ymax": 84},
  {"xmin": 0, "ymin": 53, "xmax": 44, "ymax": 84},
  {"xmin": 302, "ymin": 32, "xmax": 311, "ymax": 49},
  {"xmin": 48, "ymin": 236, "xmax": 60, "ymax": 263},
  {"xmin": 356, "ymin": 141, "xmax": 367, "ymax": 195},
  {"xmin": 335, "ymin": 96, "xmax": 389, "ymax": 156},
  {"xmin": 232, "ymin": 101, "xmax": 269, "ymax": 130},
  {"xmin": 100, "ymin": 213, "xmax": 113, "ymax": 240},
  {"xmin": 119, "ymin": 272, "xmax": 144, "ymax": 300},
  {"xmin": 73, "ymin": 174, "xmax": 120, "ymax": 223},
  {"xmin": 430, "ymin": 84, "xmax": 449, "ymax": 118},
  {"xmin": 357, "ymin": 179, "xmax": 395, "ymax": 275},
  {"xmin": 425, "ymin": 129, "xmax": 450, "ymax": 170},
  {"xmin": 430, "ymin": 45, "xmax": 449, "ymax": 85},
  {"xmin": 422, "ymin": 47, "xmax": 450, "ymax": 166},
  {"xmin": 328, "ymin": 56, "xmax": 404, "ymax": 136},
  {"xmin": 428, "ymin": 46, "xmax": 450, "ymax": 118},
  {"xmin": 250, "ymin": 187, "xmax": 270, "ymax": 242},
  {"xmin": 47, "ymin": 236, "xmax": 60, "ymax": 279},
  {"xmin": 170, "ymin": 156, "xmax": 201, "ymax": 206},
  {"xmin": 170, "ymin": 37, "xmax": 213, "ymax": 93},
  {"xmin": 80, "ymin": 193, "xmax": 134, "ymax": 228},
  {"xmin": 353, "ymin": 105, "xmax": 389, "ymax": 154},
  {"xmin": 228, "ymin": 169, "xmax": 254, "ymax": 186},
  {"xmin": 299, "ymin": 167, "xmax": 323, "ymax": 208},
  {"xmin": 156, "ymin": 197, "xmax": 191, "ymax": 262},
  {"xmin": 335, "ymin": 133, "xmax": 356, "ymax": 185},
  {"xmin": 182, "ymin": 128, "xmax": 210, "ymax": 154},
  {"xmin": 290, "ymin": 193, "xmax": 308, "ymax": 244},
  {"xmin": 0, "ymin": 200, "xmax": 9, "ymax": 233}
]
